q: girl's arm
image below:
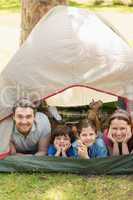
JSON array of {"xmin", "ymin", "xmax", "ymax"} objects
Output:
[{"xmin": 122, "ymin": 142, "xmax": 129, "ymax": 155}]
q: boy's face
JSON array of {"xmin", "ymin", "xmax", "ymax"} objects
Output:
[
  {"xmin": 79, "ymin": 127, "xmax": 96, "ymax": 147},
  {"xmin": 54, "ymin": 135, "xmax": 71, "ymax": 148}
]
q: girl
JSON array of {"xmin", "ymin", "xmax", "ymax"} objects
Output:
[
  {"xmin": 103, "ymin": 109, "xmax": 133, "ymax": 156},
  {"xmin": 73, "ymin": 119, "xmax": 108, "ymax": 159},
  {"xmin": 48, "ymin": 125, "xmax": 75, "ymax": 157}
]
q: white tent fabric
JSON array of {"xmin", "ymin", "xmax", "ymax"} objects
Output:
[
  {"xmin": 0, "ymin": 5, "xmax": 133, "ymax": 154},
  {"xmin": 46, "ymin": 86, "xmax": 117, "ymax": 107}
]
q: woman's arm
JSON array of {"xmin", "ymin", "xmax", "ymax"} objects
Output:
[
  {"xmin": 122, "ymin": 126, "xmax": 132, "ymax": 155},
  {"xmin": 112, "ymin": 142, "xmax": 120, "ymax": 156},
  {"xmin": 107, "ymin": 128, "xmax": 120, "ymax": 156}
]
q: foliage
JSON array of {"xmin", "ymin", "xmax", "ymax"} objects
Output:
[
  {"xmin": 69, "ymin": 0, "xmax": 133, "ymax": 12},
  {"xmin": 0, "ymin": 0, "xmax": 20, "ymax": 11},
  {"xmin": 0, "ymin": 0, "xmax": 133, "ymax": 12}
]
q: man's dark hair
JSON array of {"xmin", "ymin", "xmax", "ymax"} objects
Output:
[{"xmin": 12, "ymin": 98, "xmax": 37, "ymax": 114}]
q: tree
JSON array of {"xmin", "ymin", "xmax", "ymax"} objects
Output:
[{"xmin": 20, "ymin": 0, "xmax": 68, "ymax": 44}]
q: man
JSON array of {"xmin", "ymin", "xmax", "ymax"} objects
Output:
[{"xmin": 10, "ymin": 98, "xmax": 51, "ymax": 156}]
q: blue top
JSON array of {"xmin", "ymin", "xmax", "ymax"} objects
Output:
[
  {"xmin": 72, "ymin": 137, "xmax": 108, "ymax": 158},
  {"xmin": 48, "ymin": 145, "xmax": 76, "ymax": 157}
]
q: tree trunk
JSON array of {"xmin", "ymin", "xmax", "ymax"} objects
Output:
[{"xmin": 20, "ymin": 0, "xmax": 68, "ymax": 44}]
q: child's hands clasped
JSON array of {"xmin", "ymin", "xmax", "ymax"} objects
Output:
[
  {"xmin": 77, "ymin": 140, "xmax": 89, "ymax": 159},
  {"xmin": 54, "ymin": 142, "xmax": 62, "ymax": 156},
  {"xmin": 55, "ymin": 141, "xmax": 71, "ymax": 157},
  {"xmin": 61, "ymin": 143, "xmax": 71, "ymax": 157}
]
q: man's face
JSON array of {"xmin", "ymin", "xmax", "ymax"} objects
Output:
[{"xmin": 14, "ymin": 107, "xmax": 35, "ymax": 135}]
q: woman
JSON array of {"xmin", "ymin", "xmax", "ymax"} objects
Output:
[{"xmin": 104, "ymin": 109, "xmax": 133, "ymax": 156}]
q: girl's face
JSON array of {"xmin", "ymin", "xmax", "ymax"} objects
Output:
[
  {"xmin": 79, "ymin": 126, "xmax": 96, "ymax": 147},
  {"xmin": 110, "ymin": 119, "xmax": 129, "ymax": 142},
  {"xmin": 54, "ymin": 135, "xmax": 71, "ymax": 148}
]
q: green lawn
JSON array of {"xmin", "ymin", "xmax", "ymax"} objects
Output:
[{"xmin": 0, "ymin": 173, "xmax": 133, "ymax": 200}]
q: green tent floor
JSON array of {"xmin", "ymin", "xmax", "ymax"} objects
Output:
[{"xmin": 0, "ymin": 155, "xmax": 133, "ymax": 175}]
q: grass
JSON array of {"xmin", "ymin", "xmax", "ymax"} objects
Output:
[{"xmin": 0, "ymin": 173, "xmax": 133, "ymax": 200}]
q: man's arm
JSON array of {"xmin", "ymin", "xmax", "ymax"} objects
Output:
[
  {"xmin": 10, "ymin": 142, "xmax": 33, "ymax": 156},
  {"xmin": 35, "ymin": 112, "xmax": 51, "ymax": 156},
  {"xmin": 10, "ymin": 142, "xmax": 17, "ymax": 155},
  {"xmin": 35, "ymin": 134, "xmax": 51, "ymax": 156}
]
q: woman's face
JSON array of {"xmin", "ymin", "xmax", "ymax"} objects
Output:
[
  {"xmin": 79, "ymin": 126, "xmax": 96, "ymax": 147},
  {"xmin": 110, "ymin": 119, "xmax": 130, "ymax": 142}
]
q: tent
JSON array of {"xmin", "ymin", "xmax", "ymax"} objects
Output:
[{"xmin": 0, "ymin": 5, "xmax": 133, "ymax": 174}]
